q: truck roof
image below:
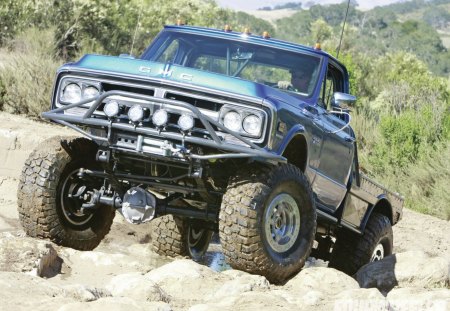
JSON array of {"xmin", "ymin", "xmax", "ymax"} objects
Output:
[{"xmin": 163, "ymin": 25, "xmax": 345, "ymax": 68}]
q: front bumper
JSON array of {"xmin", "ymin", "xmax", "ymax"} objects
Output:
[{"xmin": 43, "ymin": 90, "xmax": 286, "ymax": 164}]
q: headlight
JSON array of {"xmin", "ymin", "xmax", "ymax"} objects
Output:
[
  {"xmin": 178, "ymin": 114, "xmax": 194, "ymax": 131},
  {"xmin": 104, "ymin": 100, "xmax": 120, "ymax": 118},
  {"xmin": 83, "ymin": 86, "xmax": 99, "ymax": 99},
  {"xmin": 128, "ymin": 104, "xmax": 144, "ymax": 122},
  {"xmin": 243, "ymin": 114, "xmax": 262, "ymax": 136},
  {"xmin": 62, "ymin": 83, "xmax": 82, "ymax": 103},
  {"xmin": 223, "ymin": 111, "xmax": 242, "ymax": 132},
  {"xmin": 152, "ymin": 109, "xmax": 168, "ymax": 127}
]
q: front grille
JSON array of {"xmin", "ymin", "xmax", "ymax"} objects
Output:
[
  {"xmin": 102, "ymin": 82, "xmax": 155, "ymax": 97},
  {"xmin": 165, "ymin": 92, "xmax": 223, "ymax": 112}
]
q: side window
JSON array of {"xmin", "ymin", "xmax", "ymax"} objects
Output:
[{"xmin": 319, "ymin": 63, "xmax": 344, "ymax": 109}]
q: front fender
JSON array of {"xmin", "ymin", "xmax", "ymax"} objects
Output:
[{"xmin": 276, "ymin": 124, "xmax": 306, "ymax": 155}]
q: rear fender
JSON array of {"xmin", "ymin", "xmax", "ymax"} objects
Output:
[{"xmin": 360, "ymin": 195, "xmax": 393, "ymax": 232}]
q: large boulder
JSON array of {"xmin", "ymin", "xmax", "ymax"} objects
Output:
[
  {"xmin": 0, "ymin": 235, "xmax": 62, "ymax": 277},
  {"xmin": 0, "ymin": 271, "xmax": 74, "ymax": 310},
  {"xmin": 332, "ymin": 288, "xmax": 389, "ymax": 311},
  {"xmin": 262, "ymin": 267, "xmax": 361, "ymax": 309},
  {"xmin": 106, "ymin": 272, "xmax": 170, "ymax": 302},
  {"xmin": 355, "ymin": 251, "xmax": 449, "ymax": 292},
  {"xmin": 210, "ymin": 270, "xmax": 270, "ymax": 300},
  {"xmin": 145, "ymin": 259, "xmax": 221, "ymax": 306},
  {"xmin": 387, "ymin": 287, "xmax": 450, "ymax": 310},
  {"xmin": 286, "ymin": 267, "xmax": 360, "ymax": 295},
  {"xmin": 189, "ymin": 291, "xmax": 296, "ymax": 311}
]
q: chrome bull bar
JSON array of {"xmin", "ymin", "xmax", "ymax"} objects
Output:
[{"xmin": 42, "ymin": 90, "xmax": 286, "ymax": 163}]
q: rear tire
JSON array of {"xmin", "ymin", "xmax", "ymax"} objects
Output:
[
  {"xmin": 151, "ymin": 215, "xmax": 213, "ymax": 260},
  {"xmin": 329, "ymin": 213, "xmax": 393, "ymax": 275},
  {"xmin": 17, "ymin": 136, "xmax": 115, "ymax": 250},
  {"xmin": 219, "ymin": 164, "xmax": 316, "ymax": 284}
]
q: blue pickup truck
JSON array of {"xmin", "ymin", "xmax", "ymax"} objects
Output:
[{"xmin": 17, "ymin": 25, "xmax": 403, "ymax": 283}]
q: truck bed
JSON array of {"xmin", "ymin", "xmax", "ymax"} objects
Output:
[{"xmin": 360, "ymin": 173, "xmax": 404, "ymax": 225}]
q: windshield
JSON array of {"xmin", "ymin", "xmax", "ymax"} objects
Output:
[{"xmin": 142, "ymin": 31, "xmax": 322, "ymax": 97}]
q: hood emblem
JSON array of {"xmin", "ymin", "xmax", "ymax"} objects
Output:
[
  {"xmin": 138, "ymin": 66, "xmax": 152, "ymax": 73},
  {"xmin": 180, "ymin": 73, "xmax": 193, "ymax": 81}
]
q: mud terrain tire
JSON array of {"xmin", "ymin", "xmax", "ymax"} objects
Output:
[
  {"xmin": 152, "ymin": 215, "xmax": 213, "ymax": 260},
  {"xmin": 17, "ymin": 136, "xmax": 115, "ymax": 250},
  {"xmin": 329, "ymin": 213, "xmax": 393, "ymax": 275},
  {"xmin": 219, "ymin": 164, "xmax": 316, "ymax": 284}
]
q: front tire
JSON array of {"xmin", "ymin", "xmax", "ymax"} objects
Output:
[
  {"xmin": 328, "ymin": 213, "xmax": 393, "ymax": 275},
  {"xmin": 219, "ymin": 164, "xmax": 316, "ymax": 284},
  {"xmin": 17, "ymin": 136, "xmax": 115, "ymax": 250}
]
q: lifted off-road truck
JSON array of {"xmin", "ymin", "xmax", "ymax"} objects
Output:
[{"xmin": 18, "ymin": 25, "xmax": 403, "ymax": 283}]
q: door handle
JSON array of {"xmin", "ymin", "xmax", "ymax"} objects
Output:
[{"xmin": 344, "ymin": 136, "xmax": 355, "ymax": 143}]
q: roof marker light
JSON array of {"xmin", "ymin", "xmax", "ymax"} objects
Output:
[
  {"xmin": 262, "ymin": 31, "xmax": 270, "ymax": 39},
  {"xmin": 243, "ymin": 28, "xmax": 251, "ymax": 35},
  {"xmin": 176, "ymin": 19, "xmax": 185, "ymax": 26},
  {"xmin": 314, "ymin": 42, "xmax": 321, "ymax": 50},
  {"xmin": 224, "ymin": 25, "xmax": 232, "ymax": 32}
]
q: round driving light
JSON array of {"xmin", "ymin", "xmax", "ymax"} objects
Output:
[
  {"xmin": 243, "ymin": 114, "xmax": 262, "ymax": 136},
  {"xmin": 128, "ymin": 104, "xmax": 144, "ymax": 122},
  {"xmin": 83, "ymin": 86, "xmax": 99, "ymax": 99},
  {"xmin": 223, "ymin": 111, "xmax": 242, "ymax": 132},
  {"xmin": 178, "ymin": 114, "xmax": 194, "ymax": 131},
  {"xmin": 62, "ymin": 83, "xmax": 82, "ymax": 103},
  {"xmin": 104, "ymin": 100, "xmax": 120, "ymax": 118},
  {"xmin": 152, "ymin": 109, "xmax": 168, "ymax": 127}
]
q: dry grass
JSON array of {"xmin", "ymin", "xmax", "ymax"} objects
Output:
[{"xmin": 0, "ymin": 28, "xmax": 60, "ymax": 118}]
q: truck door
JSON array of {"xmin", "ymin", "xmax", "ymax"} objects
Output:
[{"xmin": 312, "ymin": 62, "xmax": 354, "ymax": 211}]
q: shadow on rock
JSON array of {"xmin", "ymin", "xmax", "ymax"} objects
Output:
[{"xmin": 355, "ymin": 251, "xmax": 449, "ymax": 294}]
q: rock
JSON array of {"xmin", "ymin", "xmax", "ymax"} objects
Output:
[
  {"xmin": 387, "ymin": 287, "xmax": 450, "ymax": 311},
  {"xmin": 264, "ymin": 267, "xmax": 359, "ymax": 309},
  {"xmin": 286, "ymin": 267, "xmax": 359, "ymax": 295},
  {"xmin": 0, "ymin": 271, "xmax": 74, "ymax": 310},
  {"xmin": 332, "ymin": 288, "xmax": 389, "ymax": 311},
  {"xmin": 355, "ymin": 251, "xmax": 450, "ymax": 292},
  {"xmin": 55, "ymin": 247, "xmax": 154, "ymax": 287},
  {"xmin": 62, "ymin": 284, "xmax": 110, "ymax": 302},
  {"xmin": 0, "ymin": 236, "xmax": 62, "ymax": 277},
  {"xmin": 57, "ymin": 297, "xmax": 172, "ymax": 311},
  {"xmin": 106, "ymin": 273, "xmax": 170, "ymax": 302},
  {"xmin": 144, "ymin": 259, "xmax": 221, "ymax": 305},
  {"xmin": 145, "ymin": 259, "xmax": 216, "ymax": 283},
  {"xmin": 209, "ymin": 270, "xmax": 270, "ymax": 300},
  {"xmin": 189, "ymin": 291, "xmax": 296, "ymax": 311}
]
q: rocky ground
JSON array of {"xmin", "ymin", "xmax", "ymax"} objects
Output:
[{"xmin": 0, "ymin": 112, "xmax": 449, "ymax": 310}]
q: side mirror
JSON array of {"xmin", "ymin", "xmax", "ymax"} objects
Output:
[{"xmin": 331, "ymin": 92, "xmax": 356, "ymax": 109}]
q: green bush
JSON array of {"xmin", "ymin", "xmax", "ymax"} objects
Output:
[{"xmin": 0, "ymin": 28, "xmax": 60, "ymax": 117}]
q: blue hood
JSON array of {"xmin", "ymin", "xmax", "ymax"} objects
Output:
[{"xmin": 64, "ymin": 54, "xmax": 304, "ymax": 105}]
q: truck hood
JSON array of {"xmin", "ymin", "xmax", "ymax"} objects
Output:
[{"xmin": 64, "ymin": 54, "xmax": 305, "ymax": 105}]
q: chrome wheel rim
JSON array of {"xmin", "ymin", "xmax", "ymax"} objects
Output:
[
  {"xmin": 371, "ymin": 243, "xmax": 385, "ymax": 262},
  {"xmin": 264, "ymin": 193, "xmax": 301, "ymax": 253}
]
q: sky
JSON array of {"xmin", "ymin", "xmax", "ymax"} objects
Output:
[{"xmin": 215, "ymin": 0, "xmax": 404, "ymax": 11}]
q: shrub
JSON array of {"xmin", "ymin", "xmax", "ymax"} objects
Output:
[{"xmin": 0, "ymin": 28, "xmax": 60, "ymax": 117}]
